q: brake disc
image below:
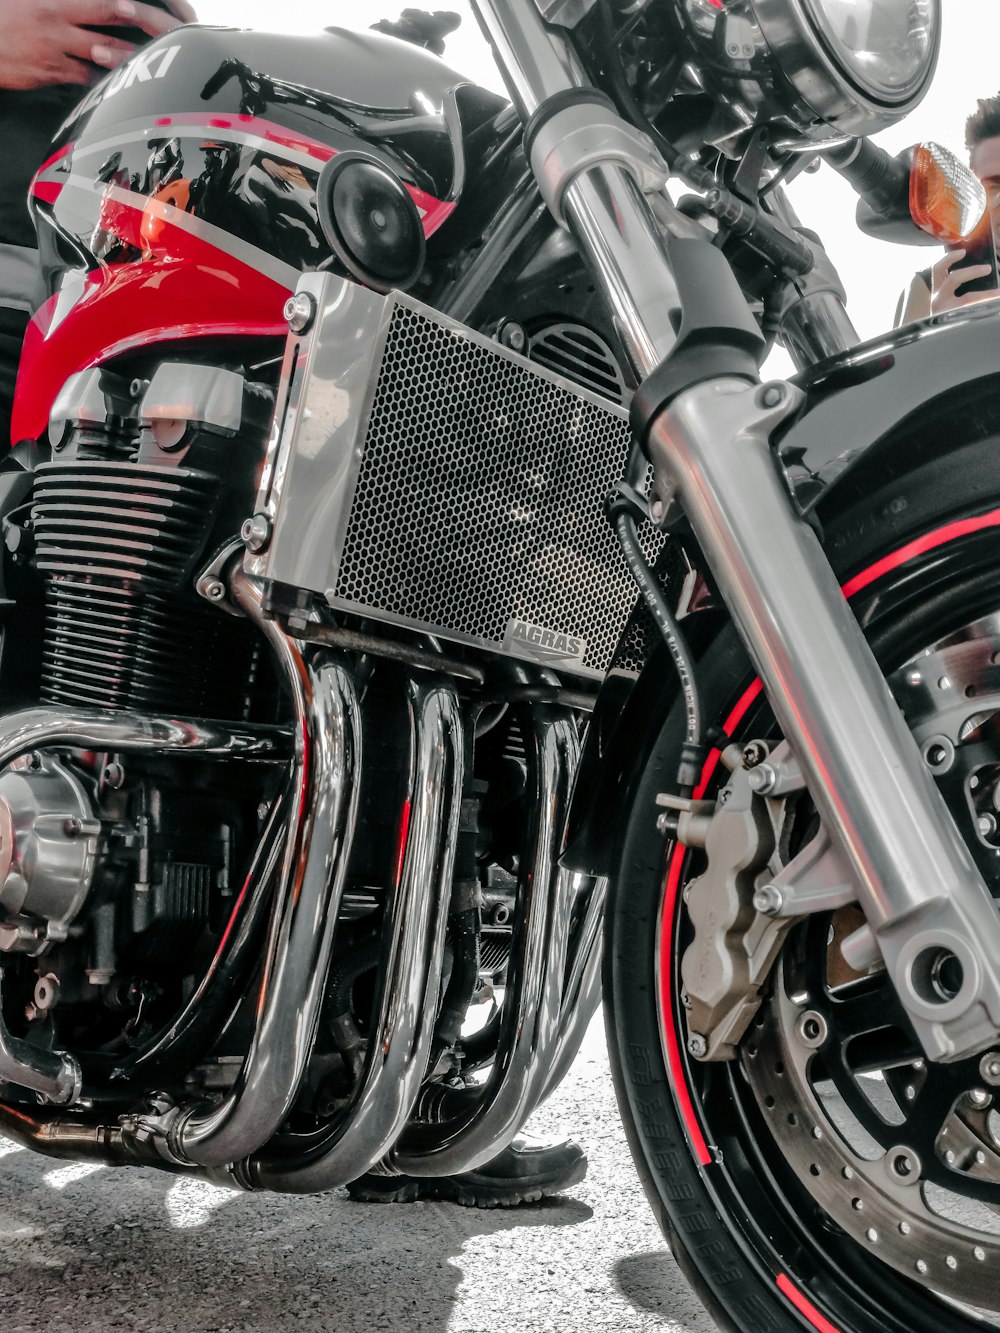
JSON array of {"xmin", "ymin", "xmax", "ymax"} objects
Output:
[
  {"xmin": 741, "ymin": 610, "xmax": 1000, "ymax": 1309},
  {"xmin": 746, "ymin": 963, "xmax": 1000, "ymax": 1307}
]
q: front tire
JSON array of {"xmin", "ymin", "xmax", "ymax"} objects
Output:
[{"xmin": 606, "ymin": 437, "xmax": 1000, "ymax": 1333}]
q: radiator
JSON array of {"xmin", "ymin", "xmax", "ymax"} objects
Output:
[{"xmin": 249, "ymin": 273, "xmax": 661, "ymax": 680}]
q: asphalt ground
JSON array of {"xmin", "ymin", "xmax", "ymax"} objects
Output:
[{"xmin": 0, "ymin": 1016, "xmax": 720, "ymax": 1333}]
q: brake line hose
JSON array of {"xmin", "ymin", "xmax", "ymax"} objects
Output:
[{"xmin": 607, "ymin": 492, "xmax": 706, "ymax": 794}]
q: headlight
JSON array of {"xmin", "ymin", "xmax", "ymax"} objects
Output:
[{"xmin": 751, "ymin": 0, "xmax": 940, "ymax": 133}]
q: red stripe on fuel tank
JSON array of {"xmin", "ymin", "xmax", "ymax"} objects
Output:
[
  {"xmin": 82, "ymin": 113, "xmax": 457, "ymax": 237},
  {"xmin": 11, "ymin": 195, "xmax": 289, "ymax": 443}
]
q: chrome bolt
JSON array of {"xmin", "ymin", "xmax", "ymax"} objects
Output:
[
  {"xmin": 283, "ymin": 291, "xmax": 316, "ymax": 334},
  {"xmin": 757, "ymin": 382, "xmax": 787, "ymax": 409},
  {"xmin": 979, "ymin": 813, "xmax": 997, "ymax": 839},
  {"xmin": 102, "ymin": 761, "xmax": 125, "ymax": 790},
  {"xmin": 241, "ymin": 513, "xmax": 271, "ymax": 554},
  {"xmin": 979, "ymin": 1052, "xmax": 1000, "ymax": 1086},
  {"xmin": 921, "ymin": 734, "xmax": 955, "ymax": 773},
  {"xmin": 64, "ymin": 816, "xmax": 82, "ymax": 837},
  {"xmin": 795, "ymin": 1010, "xmax": 828, "ymax": 1049},
  {"xmin": 753, "ymin": 883, "xmax": 784, "ymax": 916},
  {"xmin": 33, "ymin": 974, "xmax": 60, "ymax": 1013},
  {"xmin": 201, "ymin": 579, "xmax": 225, "ymax": 602},
  {"xmin": 681, "ymin": 992, "xmax": 693, "ymax": 1009},
  {"xmin": 498, "ymin": 320, "xmax": 526, "ymax": 353},
  {"xmin": 967, "ymin": 1087, "xmax": 991, "ymax": 1107},
  {"xmin": 747, "ymin": 763, "xmax": 776, "ymax": 794},
  {"xmin": 886, "ymin": 1146, "xmax": 922, "ymax": 1184},
  {"xmin": 687, "ymin": 1033, "xmax": 707, "ymax": 1058}
]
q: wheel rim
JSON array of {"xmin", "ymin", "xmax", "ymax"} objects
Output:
[{"xmin": 656, "ymin": 528, "xmax": 1000, "ymax": 1330}]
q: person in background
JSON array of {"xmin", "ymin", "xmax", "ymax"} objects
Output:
[
  {"xmin": 897, "ymin": 94, "xmax": 1000, "ymax": 323},
  {"xmin": 0, "ymin": 0, "xmax": 197, "ymax": 443}
]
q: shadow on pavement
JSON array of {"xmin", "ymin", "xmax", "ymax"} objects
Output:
[
  {"xmin": 0, "ymin": 1142, "xmax": 592, "ymax": 1332},
  {"xmin": 613, "ymin": 1250, "xmax": 712, "ymax": 1330}
]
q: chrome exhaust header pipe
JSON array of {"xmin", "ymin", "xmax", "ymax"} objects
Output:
[
  {"xmin": 535, "ymin": 872, "xmax": 606, "ymax": 1108},
  {"xmin": 150, "ymin": 570, "xmax": 361, "ymax": 1169},
  {"xmin": 0, "ymin": 707, "xmax": 289, "ymax": 769},
  {"xmin": 0, "ymin": 662, "xmax": 290, "ymax": 1107},
  {"xmin": 0, "ymin": 681, "xmax": 598, "ymax": 1186},
  {"xmin": 0, "ymin": 976, "xmax": 81, "ymax": 1105},
  {"xmin": 244, "ymin": 679, "xmax": 464, "ymax": 1192},
  {"xmin": 391, "ymin": 710, "xmax": 578, "ymax": 1177}
]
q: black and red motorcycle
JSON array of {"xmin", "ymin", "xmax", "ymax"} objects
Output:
[{"xmin": 3, "ymin": 3, "xmax": 1000, "ymax": 1330}]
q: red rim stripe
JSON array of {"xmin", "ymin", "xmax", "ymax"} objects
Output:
[
  {"xmin": 841, "ymin": 505, "xmax": 1000, "ymax": 599},
  {"xmin": 659, "ymin": 677, "xmax": 763, "ymax": 1167},
  {"xmin": 658, "ymin": 508, "xmax": 1000, "ymax": 1328},
  {"xmin": 776, "ymin": 1274, "xmax": 842, "ymax": 1333}
]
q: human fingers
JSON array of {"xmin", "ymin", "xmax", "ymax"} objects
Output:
[
  {"xmin": 38, "ymin": 52, "xmax": 94, "ymax": 86},
  {"xmin": 66, "ymin": 0, "xmax": 184, "ymax": 39},
  {"xmin": 930, "ymin": 249, "xmax": 963, "ymax": 284},
  {"xmin": 931, "ymin": 261, "xmax": 994, "ymax": 313},
  {"xmin": 162, "ymin": 0, "xmax": 198, "ymax": 22},
  {"xmin": 938, "ymin": 264, "xmax": 993, "ymax": 301},
  {"xmin": 62, "ymin": 25, "xmax": 136, "ymax": 70}
]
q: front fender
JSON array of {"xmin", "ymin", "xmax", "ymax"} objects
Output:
[{"xmin": 564, "ymin": 302, "xmax": 1000, "ymax": 878}]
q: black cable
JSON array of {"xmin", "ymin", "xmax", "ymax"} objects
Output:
[
  {"xmin": 592, "ymin": 1, "xmax": 681, "ymax": 171},
  {"xmin": 608, "ymin": 495, "xmax": 706, "ymax": 793}
]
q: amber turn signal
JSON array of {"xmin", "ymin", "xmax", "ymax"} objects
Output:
[{"xmin": 909, "ymin": 141, "xmax": 987, "ymax": 244}]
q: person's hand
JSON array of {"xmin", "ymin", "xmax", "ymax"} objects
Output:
[
  {"xmin": 0, "ymin": 0, "xmax": 197, "ymax": 91},
  {"xmin": 930, "ymin": 248, "xmax": 1000, "ymax": 314}
]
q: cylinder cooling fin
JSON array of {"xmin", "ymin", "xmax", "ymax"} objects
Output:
[
  {"xmin": 28, "ymin": 364, "xmax": 273, "ymax": 719},
  {"xmin": 34, "ymin": 461, "xmax": 229, "ymax": 712}
]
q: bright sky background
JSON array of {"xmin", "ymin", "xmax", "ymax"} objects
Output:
[{"xmin": 194, "ymin": 0, "xmax": 999, "ymax": 346}]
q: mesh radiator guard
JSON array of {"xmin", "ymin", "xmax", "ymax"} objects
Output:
[{"xmin": 251, "ymin": 273, "xmax": 662, "ymax": 680}]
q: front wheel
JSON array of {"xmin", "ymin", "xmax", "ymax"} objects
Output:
[{"xmin": 607, "ymin": 442, "xmax": 1000, "ymax": 1332}]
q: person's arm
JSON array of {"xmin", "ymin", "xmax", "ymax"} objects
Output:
[
  {"xmin": 895, "ymin": 270, "xmax": 932, "ymax": 327},
  {"xmin": 0, "ymin": 0, "xmax": 196, "ymax": 91}
]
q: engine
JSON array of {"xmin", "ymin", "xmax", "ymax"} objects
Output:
[
  {"xmin": 0, "ymin": 352, "xmax": 530, "ymax": 1096},
  {"xmin": 0, "ymin": 359, "xmax": 280, "ymax": 1067}
]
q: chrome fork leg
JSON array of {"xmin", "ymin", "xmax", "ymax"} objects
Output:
[
  {"xmin": 244, "ymin": 680, "xmax": 463, "ymax": 1192},
  {"xmin": 649, "ymin": 379, "xmax": 1000, "ymax": 1063},
  {"xmin": 391, "ymin": 710, "xmax": 578, "ymax": 1176}
]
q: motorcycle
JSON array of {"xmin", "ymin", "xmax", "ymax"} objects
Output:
[{"xmin": 1, "ymin": 0, "xmax": 999, "ymax": 1327}]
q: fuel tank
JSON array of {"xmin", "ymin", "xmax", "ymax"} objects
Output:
[{"xmin": 13, "ymin": 23, "xmax": 507, "ymax": 442}]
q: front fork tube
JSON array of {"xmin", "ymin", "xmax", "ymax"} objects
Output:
[
  {"xmin": 648, "ymin": 379, "xmax": 1000, "ymax": 1063},
  {"xmin": 471, "ymin": 0, "xmax": 1000, "ymax": 1064},
  {"xmin": 469, "ymin": 0, "xmax": 680, "ymax": 377}
]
